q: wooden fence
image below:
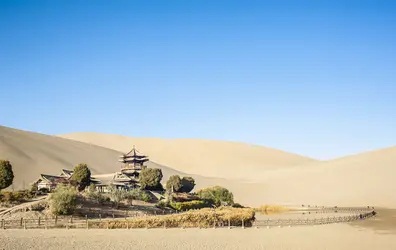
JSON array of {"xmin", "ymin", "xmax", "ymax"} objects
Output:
[{"xmin": 0, "ymin": 207, "xmax": 376, "ymax": 230}]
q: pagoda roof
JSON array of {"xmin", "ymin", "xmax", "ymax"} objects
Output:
[
  {"xmin": 119, "ymin": 158, "xmax": 149, "ymax": 163},
  {"xmin": 121, "ymin": 146, "xmax": 148, "ymax": 158}
]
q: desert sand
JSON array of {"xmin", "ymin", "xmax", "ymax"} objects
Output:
[
  {"xmin": 58, "ymin": 132, "xmax": 318, "ymax": 180},
  {"xmin": 1, "ymin": 125, "xmax": 396, "ymax": 249},
  {"xmin": 1, "ymin": 225, "xmax": 396, "ymax": 250},
  {"xmin": 1, "ymin": 125, "xmax": 396, "ymax": 208},
  {"xmin": 60, "ymin": 131, "xmax": 396, "ymax": 208}
]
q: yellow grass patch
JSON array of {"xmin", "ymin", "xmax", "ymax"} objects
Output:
[
  {"xmin": 89, "ymin": 207, "xmax": 255, "ymax": 229},
  {"xmin": 255, "ymin": 204, "xmax": 290, "ymax": 213}
]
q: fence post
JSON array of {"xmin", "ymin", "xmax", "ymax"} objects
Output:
[
  {"xmin": 20, "ymin": 218, "xmax": 23, "ymax": 228},
  {"xmin": 163, "ymin": 219, "xmax": 166, "ymax": 229},
  {"xmin": 228, "ymin": 218, "xmax": 231, "ymax": 229},
  {"xmin": 107, "ymin": 220, "xmax": 109, "ymax": 229},
  {"xmin": 86, "ymin": 215, "xmax": 88, "ymax": 229},
  {"xmin": 38, "ymin": 217, "xmax": 41, "ymax": 227},
  {"xmin": 71, "ymin": 215, "xmax": 73, "ymax": 224},
  {"xmin": 24, "ymin": 218, "xmax": 27, "ymax": 230},
  {"xmin": 55, "ymin": 215, "xmax": 58, "ymax": 226},
  {"xmin": 242, "ymin": 219, "xmax": 245, "ymax": 229},
  {"xmin": 99, "ymin": 214, "xmax": 102, "ymax": 222},
  {"xmin": 126, "ymin": 219, "xmax": 129, "ymax": 229}
]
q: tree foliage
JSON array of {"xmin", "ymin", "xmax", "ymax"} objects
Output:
[
  {"xmin": 180, "ymin": 176, "xmax": 195, "ymax": 193},
  {"xmin": 197, "ymin": 186, "xmax": 234, "ymax": 207},
  {"xmin": 49, "ymin": 184, "xmax": 78, "ymax": 215},
  {"xmin": 71, "ymin": 163, "xmax": 91, "ymax": 191},
  {"xmin": 138, "ymin": 168, "xmax": 163, "ymax": 190},
  {"xmin": 166, "ymin": 175, "xmax": 182, "ymax": 192},
  {"xmin": 108, "ymin": 186, "xmax": 127, "ymax": 208},
  {"xmin": 0, "ymin": 160, "xmax": 14, "ymax": 190}
]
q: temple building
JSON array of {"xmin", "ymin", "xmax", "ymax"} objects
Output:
[{"xmin": 35, "ymin": 146, "xmax": 149, "ymax": 193}]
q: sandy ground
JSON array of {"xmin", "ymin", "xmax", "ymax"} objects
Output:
[{"xmin": 1, "ymin": 224, "xmax": 396, "ymax": 250}]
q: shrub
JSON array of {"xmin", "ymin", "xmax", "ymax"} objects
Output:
[
  {"xmin": 86, "ymin": 186, "xmax": 106, "ymax": 205},
  {"xmin": 108, "ymin": 186, "xmax": 127, "ymax": 208},
  {"xmin": 48, "ymin": 184, "xmax": 78, "ymax": 215},
  {"xmin": 170, "ymin": 192, "xmax": 200, "ymax": 202},
  {"xmin": 170, "ymin": 200, "xmax": 209, "ymax": 211},
  {"xmin": 197, "ymin": 186, "xmax": 234, "ymax": 207},
  {"xmin": 165, "ymin": 175, "xmax": 182, "ymax": 192},
  {"xmin": 71, "ymin": 163, "xmax": 91, "ymax": 191},
  {"xmin": 0, "ymin": 160, "xmax": 14, "ymax": 191},
  {"xmin": 0, "ymin": 190, "xmax": 34, "ymax": 203},
  {"xmin": 139, "ymin": 168, "xmax": 163, "ymax": 191},
  {"xmin": 156, "ymin": 200, "xmax": 169, "ymax": 209},
  {"xmin": 232, "ymin": 203, "xmax": 245, "ymax": 208},
  {"xmin": 125, "ymin": 188, "xmax": 152, "ymax": 204},
  {"xmin": 180, "ymin": 176, "xmax": 195, "ymax": 193}
]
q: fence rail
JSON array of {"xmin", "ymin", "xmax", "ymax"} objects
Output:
[{"xmin": 0, "ymin": 207, "xmax": 376, "ymax": 230}]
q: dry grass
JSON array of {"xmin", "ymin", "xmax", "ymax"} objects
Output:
[
  {"xmin": 255, "ymin": 204, "xmax": 290, "ymax": 213},
  {"xmin": 89, "ymin": 207, "xmax": 255, "ymax": 229}
]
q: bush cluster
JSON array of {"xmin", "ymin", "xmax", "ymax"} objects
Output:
[
  {"xmin": 197, "ymin": 186, "xmax": 234, "ymax": 207},
  {"xmin": 139, "ymin": 168, "xmax": 163, "ymax": 191},
  {"xmin": 0, "ymin": 160, "xmax": 14, "ymax": 190},
  {"xmin": 165, "ymin": 175, "xmax": 195, "ymax": 193},
  {"xmin": 170, "ymin": 200, "xmax": 209, "ymax": 211},
  {"xmin": 0, "ymin": 190, "xmax": 35, "ymax": 203},
  {"xmin": 48, "ymin": 184, "xmax": 78, "ymax": 215}
]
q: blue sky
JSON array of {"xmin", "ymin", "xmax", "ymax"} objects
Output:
[{"xmin": 0, "ymin": 0, "xmax": 395, "ymax": 160}]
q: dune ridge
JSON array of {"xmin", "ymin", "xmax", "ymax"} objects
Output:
[
  {"xmin": 1, "ymin": 125, "xmax": 395, "ymax": 208},
  {"xmin": 58, "ymin": 132, "xmax": 318, "ymax": 180}
]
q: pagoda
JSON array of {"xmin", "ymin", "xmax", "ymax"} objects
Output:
[{"xmin": 118, "ymin": 146, "xmax": 149, "ymax": 175}]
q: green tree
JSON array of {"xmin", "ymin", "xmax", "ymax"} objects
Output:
[
  {"xmin": 165, "ymin": 175, "xmax": 182, "ymax": 192},
  {"xmin": 0, "ymin": 160, "xmax": 14, "ymax": 191},
  {"xmin": 139, "ymin": 168, "xmax": 163, "ymax": 190},
  {"xmin": 180, "ymin": 176, "xmax": 195, "ymax": 193},
  {"xmin": 71, "ymin": 163, "xmax": 91, "ymax": 191},
  {"xmin": 197, "ymin": 186, "xmax": 234, "ymax": 207},
  {"xmin": 49, "ymin": 184, "xmax": 78, "ymax": 215}
]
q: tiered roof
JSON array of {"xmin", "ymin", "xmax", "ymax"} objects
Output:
[{"xmin": 119, "ymin": 146, "xmax": 149, "ymax": 166}]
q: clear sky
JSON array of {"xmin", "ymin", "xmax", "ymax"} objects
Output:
[{"xmin": 0, "ymin": 0, "xmax": 395, "ymax": 160}]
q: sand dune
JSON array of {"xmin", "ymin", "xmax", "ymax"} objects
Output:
[
  {"xmin": 1, "ymin": 126, "xmax": 395, "ymax": 208},
  {"xmin": 58, "ymin": 132, "xmax": 396, "ymax": 208},
  {"xmin": 58, "ymin": 132, "xmax": 317, "ymax": 180},
  {"xmin": 0, "ymin": 126, "xmax": 182, "ymax": 190}
]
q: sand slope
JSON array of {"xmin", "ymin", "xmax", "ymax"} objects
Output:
[
  {"xmin": 0, "ymin": 126, "xmax": 183, "ymax": 190},
  {"xmin": 58, "ymin": 132, "xmax": 317, "ymax": 180},
  {"xmin": 232, "ymin": 146, "xmax": 396, "ymax": 207},
  {"xmin": 58, "ymin": 132, "xmax": 396, "ymax": 208},
  {"xmin": 1, "ymin": 126, "xmax": 395, "ymax": 208}
]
